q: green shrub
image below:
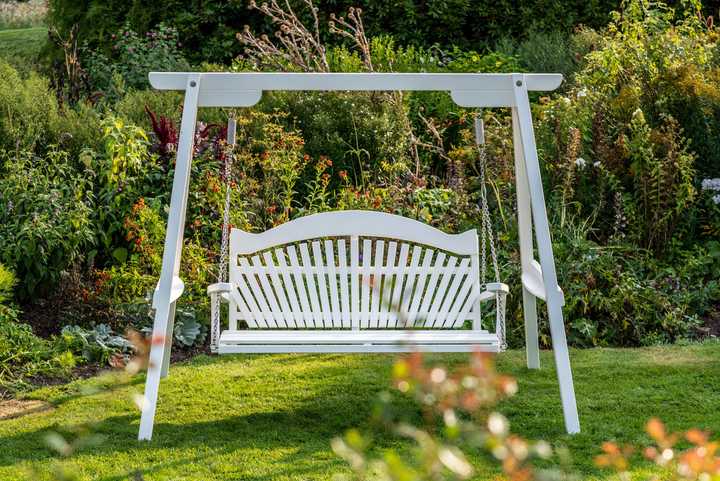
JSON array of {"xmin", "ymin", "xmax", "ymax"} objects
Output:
[
  {"xmin": 0, "ymin": 281, "xmax": 79, "ymax": 393},
  {"xmin": 46, "ymin": 0, "xmax": 622, "ymax": 65},
  {"xmin": 83, "ymin": 23, "xmax": 190, "ymax": 96},
  {"xmin": 0, "ymin": 263, "xmax": 14, "ymax": 304},
  {"xmin": 496, "ymin": 27, "xmax": 580, "ymax": 80},
  {"xmin": 0, "ymin": 150, "xmax": 94, "ymax": 299},
  {"xmin": 58, "ymin": 324, "xmax": 133, "ymax": 365},
  {"xmin": 0, "ymin": 59, "xmax": 58, "ymax": 152}
]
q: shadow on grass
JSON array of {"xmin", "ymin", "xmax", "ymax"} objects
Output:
[{"xmin": 0, "ymin": 346, "xmax": 717, "ymax": 479}]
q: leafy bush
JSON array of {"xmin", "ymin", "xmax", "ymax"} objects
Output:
[
  {"xmin": 46, "ymin": 0, "xmax": 622, "ymax": 65},
  {"xmin": 59, "ymin": 324, "xmax": 133, "ymax": 364},
  {"xmin": 0, "ymin": 263, "xmax": 14, "ymax": 304},
  {"xmin": 83, "ymin": 23, "xmax": 189, "ymax": 96},
  {"xmin": 0, "ymin": 59, "xmax": 58, "ymax": 152},
  {"xmin": 0, "ymin": 267, "xmax": 79, "ymax": 394},
  {"xmin": 0, "ymin": 149, "xmax": 94, "ymax": 299},
  {"xmin": 496, "ymin": 27, "xmax": 585, "ymax": 81}
]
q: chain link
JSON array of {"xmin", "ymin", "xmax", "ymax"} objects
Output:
[
  {"xmin": 475, "ymin": 115, "xmax": 506, "ymax": 351},
  {"xmin": 477, "ymin": 133, "xmax": 500, "ymax": 285},
  {"xmin": 211, "ymin": 121, "xmax": 235, "ymax": 352}
]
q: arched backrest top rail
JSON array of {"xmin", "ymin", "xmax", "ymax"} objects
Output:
[
  {"xmin": 148, "ymin": 72, "xmax": 563, "ymax": 108},
  {"xmin": 230, "ymin": 210, "xmax": 478, "ymax": 256}
]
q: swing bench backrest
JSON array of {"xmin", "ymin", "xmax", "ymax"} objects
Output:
[{"xmin": 226, "ymin": 210, "xmax": 483, "ymax": 331}]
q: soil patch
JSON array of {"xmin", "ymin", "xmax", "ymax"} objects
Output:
[{"xmin": 0, "ymin": 399, "xmax": 53, "ymax": 420}]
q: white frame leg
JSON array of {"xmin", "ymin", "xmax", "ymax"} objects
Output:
[
  {"xmin": 138, "ymin": 74, "xmax": 201, "ymax": 441},
  {"xmin": 512, "ymin": 74, "xmax": 580, "ymax": 434},
  {"xmin": 512, "ymin": 109, "xmax": 540, "ymax": 370}
]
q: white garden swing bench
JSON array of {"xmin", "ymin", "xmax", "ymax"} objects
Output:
[{"xmin": 138, "ymin": 72, "xmax": 580, "ymax": 441}]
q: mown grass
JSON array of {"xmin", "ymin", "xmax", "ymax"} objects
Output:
[
  {"xmin": 0, "ymin": 343, "xmax": 718, "ymax": 480},
  {"xmin": 0, "ymin": 27, "xmax": 45, "ymax": 74}
]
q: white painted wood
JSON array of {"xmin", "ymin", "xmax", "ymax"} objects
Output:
[
  {"xmin": 150, "ymin": 72, "xmax": 563, "ymax": 92},
  {"xmin": 218, "ymin": 343, "xmax": 500, "ymax": 354},
  {"xmin": 399, "ymin": 246, "xmax": 423, "ymax": 327},
  {"xmin": 369, "ymin": 240, "xmax": 385, "ymax": 328},
  {"xmin": 148, "ymin": 72, "xmax": 563, "ymax": 108},
  {"xmin": 512, "ymin": 108, "xmax": 540, "ymax": 369},
  {"xmin": 446, "ymin": 265, "xmax": 478, "ymax": 328},
  {"xmin": 416, "ymin": 252, "xmax": 446, "ymax": 328},
  {"xmin": 379, "ymin": 241, "xmax": 396, "ymax": 327},
  {"xmin": 299, "ymin": 243, "xmax": 322, "ymax": 328},
  {"xmin": 230, "ymin": 211, "xmax": 477, "ymax": 256},
  {"xmin": 286, "ymin": 245, "xmax": 312, "ymax": 328},
  {"xmin": 388, "ymin": 243, "xmax": 410, "ymax": 327},
  {"xmin": 436, "ymin": 258, "xmax": 471, "ymax": 328},
  {"xmin": 350, "ymin": 236, "xmax": 360, "ymax": 330},
  {"xmin": 274, "ymin": 248, "xmax": 301, "ymax": 328},
  {"xmin": 252, "ymin": 255, "xmax": 284, "ymax": 327},
  {"xmin": 337, "ymin": 239, "xmax": 351, "ymax": 328},
  {"xmin": 239, "ymin": 257, "xmax": 275, "ymax": 328},
  {"xmin": 521, "ymin": 259, "xmax": 565, "ymax": 304},
  {"xmin": 360, "ymin": 239, "xmax": 372, "ymax": 328},
  {"xmin": 220, "ymin": 330, "xmax": 495, "ymax": 344},
  {"xmin": 324, "ymin": 240, "xmax": 341, "ymax": 328},
  {"xmin": 312, "ymin": 241, "xmax": 332, "ymax": 328},
  {"xmin": 512, "ymin": 74, "xmax": 579, "ymax": 434},
  {"xmin": 263, "ymin": 251, "xmax": 293, "ymax": 328},
  {"xmin": 407, "ymin": 249, "xmax": 433, "ymax": 326},
  {"xmin": 426, "ymin": 257, "xmax": 458, "ymax": 327},
  {"xmin": 141, "ymin": 71, "xmax": 578, "ymax": 440},
  {"xmin": 139, "ymin": 74, "xmax": 201, "ymax": 441}
]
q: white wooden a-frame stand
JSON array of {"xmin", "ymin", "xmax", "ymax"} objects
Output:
[{"xmin": 138, "ymin": 72, "xmax": 580, "ymax": 440}]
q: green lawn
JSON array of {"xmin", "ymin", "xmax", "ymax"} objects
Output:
[
  {"xmin": 0, "ymin": 27, "xmax": 45, "ymax": 74},
  {"xmin": 0, "ymin": 343, "xmax": 718, "ymax": 480}
]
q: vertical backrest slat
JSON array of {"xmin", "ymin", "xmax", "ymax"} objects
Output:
[
  {"xmin": 274, "ymin": 248, "xmax": 301, "ymax": 328},
  {"xmin": 232, "ymin": 257, "xmax": 264, "ymax": 328},
  {"xmin": 416, "ymin": 252, "xmax": 446, "ymax": 327},
  {"xmin": 436, "ymin": 258, "xmax": 471, "ymax": 328},
  {"xmin": 324, "ymin": 240, "xmax": 342, "ymax": 327},
  {"xmin": 406, "ymin": 248, "xmax": 433, "ymax": 327},
  {"xmin": 251, "ymin": 255, "xmax": 285, "ymax": 328},
  {"xmin": 239, "ymin": 257, "xmax": 274, "ymax": 328},
  {"xmin": 388, "ymin": 243, "xmax": 410, "ymax": 328},
  {"xmin": 360, "ymin": 239, "xmax": 372, "ymax": 328},
  {"xmin": 398, "ymin": 246, "xmax": 422, "ymax": 328},
  {"xmin": 286, "ymin": 245, "xmax": 312, "ymax": 328},
  {"xmin": 338, "ymin": 239, "xmax": 351, "ymax": 328},
  {"xmin": 379, "ymin": 241, "xmax": 398, "ymax": 327},
  {"xmin": 299, "ymin": 243, "xmax": 322, "ymax": 328},
  {"xmin": 262, "ymin": 251, "xmax": 294, "ymax": 328},
  {"xmin": 228, "ymin": 258, "xmax": 252, "ymax": 329},
  {"xmin": 350, "ymin": 236, "xmax": 360, "ymax": 330},
  {"xmin": 446, "ymin": 266, "xmax": 479, "ymax": 328},
  {"xmin": 425, "ymin": 257, "xmax": 459, "ymax": 327},
  {"xmin": 369, "ymin": 240, "xmax": 385, "ymax": 328},
  {"xmin": 312, "ymin": 241, "xmax": 332, "ymax": 328}
]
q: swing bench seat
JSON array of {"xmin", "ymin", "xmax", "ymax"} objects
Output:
[{"xmin": 207, "ymin": 210, "xmax": 508, "ymax": 354}]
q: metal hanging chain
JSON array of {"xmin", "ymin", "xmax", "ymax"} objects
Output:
[
  {"xmin": 211, "ymin": 117, "xmax": 237, "ymax": 351},
  {"xmin": 475, "ymin": 115, "xmax": 501, "ymax": 286},
  {"xmin": 218, "ymin": 118, "xmax": 236, "ymax": 285}
]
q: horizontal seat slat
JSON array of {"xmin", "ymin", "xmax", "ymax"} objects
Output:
[
  {"xmin": 219, "ymin": 329, "xmax": 495, "ymax": 345},
  {"xmin": 217, "ymin": 343, "xmax": 500, "ymax": 354}
]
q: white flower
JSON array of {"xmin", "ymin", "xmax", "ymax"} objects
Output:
[
  {"xmin": 575, "ymin": 157, "xmax": 587, "ymax": 168},
  {"xmin": 713, "ymin": 194, "xmax": 720, "ymax": 205},
  {"xmin": 701, "ymin": 178, "xmax": 720, "ymax": 191},
  {"xmin": 593, "ymin": 161, "xmax": 601, "ymax": 168},
  {"xmin": 577, "ymin": 88, "xmax": 588, "ymax": 98}
]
